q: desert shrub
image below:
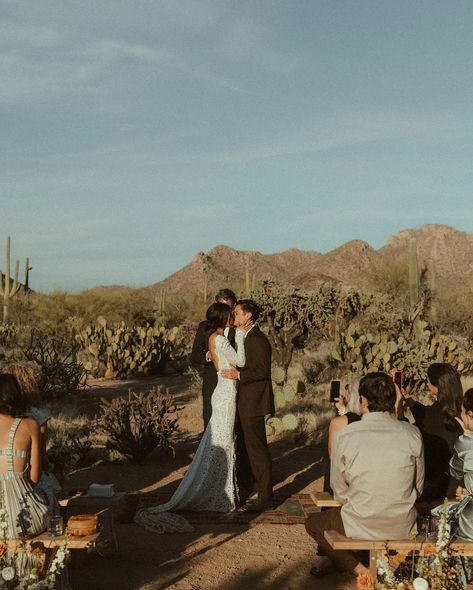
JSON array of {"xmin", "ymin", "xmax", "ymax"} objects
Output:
[
  {"xmin": 23, "ymin": 329, "xmax": 88, "ymax": 399},
  {"xmin": 8, "ymin": 289, "xmax": 160, "ymax": 335},
  {"xmin": 45, "ymin": 415, "xmax": 94, "ymax": 481},
  {"xmin": 279, "ymin": 393, "xmax": 334, "ymax": 447},
  {"xmin": 301, "ymin": 357, "xmax": 341, "ymax": 386},
  {"xmin": 95, "ymin": 386, "xmax": 180, "ymax": 463},
  {"xmin": 187, "ymin": 367, "xmax": 203, "ymax": 398},
  {"xmin": 0, "ymin": 323, "xmax": 17, "ymax": 346}
]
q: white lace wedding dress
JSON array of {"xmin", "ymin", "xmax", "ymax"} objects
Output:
[{"xmin": 135, "ymin": 330, "xmax": 245, "ymax": 533}]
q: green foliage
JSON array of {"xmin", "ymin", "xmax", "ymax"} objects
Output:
[
  {"xmin": 0, "ymin": 324, "xmax": 17, "ymax": 347},
  {"xmin": 95, "ymin": 386, "xmax": 180, "ymax": 463},
  {"xmin": 77, "ymin": 318, "xmax": 187, "ymax": 379},
  {"xmin": 23, "ymin": 329, "xmax": 88, "ymax": 399},
  {"xmin": 7, "ymin": 288, "xmax": 169, "ymax": 336},
  {"xmin": 266, "ymin": 371, "xmax": 305, "ymax": 436},
  {"xmin": 332, "ymin": 320, "xmax": 473, "ymax": 394},
  {"xmin": 301, "ymin": 357, "xmax": 341, "ymax": 385},
  {"xmin": 46, "ymin": 415, "xmax": 94, "ymax": 480},
  {"xmin": 252, "ymin": 280, "xmax": 340, "ymax": 375}
]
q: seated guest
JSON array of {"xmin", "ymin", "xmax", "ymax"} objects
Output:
[
  {"xmin": 408, "ymin": 363, "xmax": 463, "ymax": 500},
  {"xmin": 328, "ymin": 379, "xmax": 362, "ymax": 456},
  {"xmin": 323, "ymin": 379, "xmax": 362, "ymax": 493},
  {"xmin": 0, "ymin": 374, "xmax": 48, "ymax": 577},
  {"xmin": 305, "ymin": 372, "xmax": 424, "ymax": 577},
  {"xmin": 447, "ymin": 388, "xmax": 473, "ymax": 541},
  {"xmin": 1, "ymin": 362, "xmax": 61, "ymax": 513}
]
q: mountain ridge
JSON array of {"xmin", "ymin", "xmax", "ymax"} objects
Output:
[{"xmin": 87, "ymin": 225, "xmax": 473, "ymax": 297}]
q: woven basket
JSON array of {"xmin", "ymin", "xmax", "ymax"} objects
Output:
[{"xmin": 67, "ymin": 514, "xmax": 98, "ymax": 537}]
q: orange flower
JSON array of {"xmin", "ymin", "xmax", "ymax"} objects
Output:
[
  {"xmin": 0, "ymin": 543, "xmax": 6, "ymax": 557},
  {"xmin": 393, "ymin": 551, "xmax": 407, "ymax": 564},
  {"xmin": 357, "ymin": 573, "xmax": 374, "ymax": 590}
]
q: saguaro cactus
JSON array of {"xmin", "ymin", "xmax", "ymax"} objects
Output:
[
  {"xmin": 24, "ymin": 257, "xmax": 32, "ymax": 291},
  {"xmin": 408, "ymin": 238, "xmax": 419, "ymax": 311},
  {"xmin": 0, "ymin": 236, "xmax": 21, "ymax": 323}
]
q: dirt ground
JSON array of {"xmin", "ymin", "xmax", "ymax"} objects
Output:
[{"xmin": 65, "ymin": 377, "xmax": 356, "ymax": 590}]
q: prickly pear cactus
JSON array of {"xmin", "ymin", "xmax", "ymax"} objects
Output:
[
  {"xmin": 77, "ymin": 319, "xmax": 186, "ymax": 379},
  {"xmin": 271, "ymin": 365, "xmax": 286, "ymax": 385},
  {"xmin": 331, "ymin": 321, "xmax": 473, "ymax": 395}
]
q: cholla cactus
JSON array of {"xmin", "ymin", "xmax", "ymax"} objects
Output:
[{"xmin": 96, "ymin": 386, "xmax": 180, "ymax": 463}]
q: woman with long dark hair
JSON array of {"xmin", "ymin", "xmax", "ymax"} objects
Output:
[
  {"xmin": 135, "ymin": 302, "xmax": 246, "ymax": 533},
  {"xmin": 0, "ymin": 374, "xmax": 49, "ymax": 576},
  {"xmin": 410, "ymin": 362, "xmax": 463, "ymax": 500}
]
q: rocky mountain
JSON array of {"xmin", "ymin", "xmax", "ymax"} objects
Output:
[
  {"xmin": 151, "ymin": 225, "xmax": 473, "ymax": 298},
  {"xmin": 91, "ymin": 225, "xmax": 473, "ymax": 298}
]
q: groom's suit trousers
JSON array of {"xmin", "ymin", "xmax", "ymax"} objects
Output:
[{"xmin": 239, "ymin": 414, "xmax": 273, "ymax": 502}]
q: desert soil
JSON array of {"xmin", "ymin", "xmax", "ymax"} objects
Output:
[{"xmin": 65, "ymin": 376, "xmax": 356, "ymax": 590}]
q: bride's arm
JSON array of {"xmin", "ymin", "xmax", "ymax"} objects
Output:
[
  {"xmin": 219, "ymin": 331, "xmax": 245, "ymax": 368},
  {"xmin": 209, "ymin": 334, "xmax": 219, "ymax": 371}
]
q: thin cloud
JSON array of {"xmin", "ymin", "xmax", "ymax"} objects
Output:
[{"xmin": 194, "ymin": 112, "xmax": 457, "ymax": 164}]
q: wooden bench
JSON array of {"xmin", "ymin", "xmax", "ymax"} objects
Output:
[
  {"xmin": 311, "ymin": 491, "xmax": 456, "ymax": 513},
  {"xmin": 324, "ymin": 530, "xmax": 473, "ymax": 578},
  {"xmin": 59, "ymin": 492, "xmax": 126, "ymax": 551},
  {"xmin": 7, "ymin": 531, "xmax": 101, "ymax": 552},
  {"xmin": 7, "ymin": 530, "xmax": 102, "ymax": 569},
  {"xmin": 310, "ymin": 491, "xmax": 341, "ymax": 508}
]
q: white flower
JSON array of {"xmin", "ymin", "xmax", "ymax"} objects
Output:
[
  {"xmin": 413, "ymin": 577, "xmax": 429, "ymax": 590},
  {"xmin": 1, "ymin": 566, "xmax": 15, "ymax": 581}
]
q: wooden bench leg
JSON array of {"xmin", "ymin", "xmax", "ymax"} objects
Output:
[{"xmin": 369, "ymin": 549, "xmax": 379, "ymax": 580}]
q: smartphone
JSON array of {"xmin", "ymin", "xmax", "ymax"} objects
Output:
[
  {"xmin": 394, "ymin": 371, "xmax": 402, "ymax": 389},
  {"xmin": 330, "ymin": 380, "xmax": 341, "ymax": 403}
]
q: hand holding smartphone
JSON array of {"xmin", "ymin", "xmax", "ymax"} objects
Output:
[{"xmin": 330, "ymin": 380, "xmax": 341, "ymax": 403}]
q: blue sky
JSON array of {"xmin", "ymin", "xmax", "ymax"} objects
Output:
[{"xmin": 1, "ymin": 1, "xmax": 473, "ymax": 291}]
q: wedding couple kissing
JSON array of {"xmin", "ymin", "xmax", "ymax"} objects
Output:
[{"xmin": 135, "ymin": 291, "xmax": 275, "ymax": 533}]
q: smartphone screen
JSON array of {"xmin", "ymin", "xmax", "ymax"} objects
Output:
[{"xmin": 330, "ymin": 380, "xmax": 341, "ymax": 403}]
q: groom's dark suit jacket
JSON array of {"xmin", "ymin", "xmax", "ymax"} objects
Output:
[{"xmin": 237, "ymin": 326, "xmax": 275, "ymax": 417}]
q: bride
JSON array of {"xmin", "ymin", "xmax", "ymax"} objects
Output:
[{"xmin": 135, "ymin": 302, "xmax": 246, "ymax": 533}]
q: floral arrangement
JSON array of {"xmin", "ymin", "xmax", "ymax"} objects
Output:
[
  {"xmin": 357, "ymin": 500, "xmax": 466, "ymax": 590},
  {"xmin": 0, "ymin": 495, "xmax": 69, "ymax": 589}
]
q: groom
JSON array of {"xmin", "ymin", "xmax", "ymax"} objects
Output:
[{"xmin": 221, "ymin": 299, "xmax": 275, "ymax": 511}]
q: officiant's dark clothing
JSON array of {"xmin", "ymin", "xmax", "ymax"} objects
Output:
[
  {"xmin": 190, "ymin": 321, "xmax": 236, "ymax": 429},
  {"xmin": 410, "ymin": 400, "xmax": 462, "ymax": 500},
  {"xmin": 237, "ymin": 326, "xmax": 275, "ymax": 503}
]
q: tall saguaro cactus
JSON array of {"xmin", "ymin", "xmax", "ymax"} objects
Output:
[
  {"xmin": 245, "ymin": 253, "xmax": 251, "ymax": 296},
  {"xmin": 25, "ymin": 257, "xmax": 32, "ymax": 291},
  {"xmin": 0, "ymin": 236, "xmax": 21, "ymax": 323},
  {"xmin": 408, "ymin": 238, "xmax": 419, "ymax": 311}
]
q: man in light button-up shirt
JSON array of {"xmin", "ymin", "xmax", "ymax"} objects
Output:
[{"xmin": 305, "ymin": 372, "xmax": 424, "ymax": 576}]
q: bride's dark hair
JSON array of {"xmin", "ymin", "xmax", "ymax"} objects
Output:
[{"xmin": 205, "ymin": 302, "xmax": 231, "ymax": 340}]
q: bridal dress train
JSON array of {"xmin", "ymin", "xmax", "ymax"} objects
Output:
[{"xmin": 135, "ymin": 330, "xmax": 245, "ymax": 533}]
